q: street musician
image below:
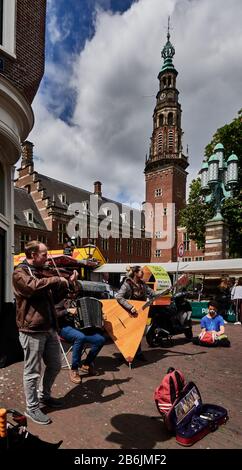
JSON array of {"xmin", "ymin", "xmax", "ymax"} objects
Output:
[{"xmin": 55, "ymin": 293, "xmax": 106, "ymax": 384}]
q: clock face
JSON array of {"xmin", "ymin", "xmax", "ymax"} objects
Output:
[{"xmin": 160, "ymin": 92, "xmax": 165, "ymax": 100}]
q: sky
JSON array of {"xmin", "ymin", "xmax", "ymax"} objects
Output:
[{"xmin": 29, "ymin": 0, "xmax": 242, "ymax": 205}]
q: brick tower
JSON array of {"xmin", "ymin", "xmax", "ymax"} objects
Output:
[{"xmin": 144, "ymin": 22, "xmax": 189, "ymax": 262}]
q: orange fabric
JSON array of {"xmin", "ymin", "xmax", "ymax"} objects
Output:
[{"xmin": 101, "ymin": 299, "xmax": 149, "ymax": 363}]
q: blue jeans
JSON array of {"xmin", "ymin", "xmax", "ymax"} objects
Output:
[{"xmin": 60, "ymin": 326, "xmax": 105, "ymax": 370}]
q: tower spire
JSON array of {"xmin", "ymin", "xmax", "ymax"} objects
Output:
[
  {"xmin": 167, "ymin": 15, "xmax": 170, "ymax": 41},
  {"xmin": 161, "ymin": 17, "xmax": 175, "ymax": 72}
]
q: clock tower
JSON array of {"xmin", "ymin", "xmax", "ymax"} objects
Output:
[{"xmin": 144, "ymin": 22, "xmax": 189, "ymax": 262}]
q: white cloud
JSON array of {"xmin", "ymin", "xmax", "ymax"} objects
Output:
[{"xmin": 29, "ymin": 0, "xmax": 242, "ymax": 204}]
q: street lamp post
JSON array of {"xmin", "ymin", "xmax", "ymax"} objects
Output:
[
  {"xmin": 83, "ymin": 242, "xmax": 96, "ymax": 259},
  {"xmin": 200, "ymin": 143, "xmax": 239, "ymax": 259}
]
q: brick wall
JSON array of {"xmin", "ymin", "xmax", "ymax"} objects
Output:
[{"xmin": 1, "ymin": 0, "xmax": 47, "ymax": 103}]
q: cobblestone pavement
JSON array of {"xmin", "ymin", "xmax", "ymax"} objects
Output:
[{"xmin": 1, "ymin": 323, "xmax": 242, "ymax": 449}]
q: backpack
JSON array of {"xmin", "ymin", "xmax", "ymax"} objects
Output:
[{"xmin": 154, "ymin": 367, "xmax": 186, "ymax": 416}]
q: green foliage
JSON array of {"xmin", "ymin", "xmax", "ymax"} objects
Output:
[
  {"xmin": 205, "ymin": 109, "xmax": 242, "ymax": 186},
  {"xmin": 180, "ymin": 110, "xmax": 242, "ymax": 256},
  {"xmin": 221, "ymin": 197, "xmax": 242, "ymax": 257},
  {"xmin": 179, "ymin": 179, "xmax": 214, "ymax": 250},
  {"xmin": 180, "ymin": 181, "xmax": 242, "ymax": 256}
]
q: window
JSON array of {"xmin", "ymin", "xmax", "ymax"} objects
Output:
[
  {"xmin": 195, "ymin": 256, "xmax": 204, "ymax": 261},
  {"xmin": 183, "ymin": 232, "xmax": 190, "ymax": 251},
  {"xmin": 168, "ymin": 129, "xmax": 173, "ymax": 151},
  {"xmin": 157, "ymin": 131, "xmax": 163, "ymax": 152},
  {"xmin": 58, "ymin": 193, "xmax": 67, "ymax": 204},
  {"xmin": 101, "ymin": 238, "xmax": 109, "ymax": 251},
  {"xmin": 115, "ymin": 238, "xmax": 121, "ymax": 253},
  {"xmin": 37, "ymin": 235, "xmax": 47, "ymax": 245},
  {"xmin": 20, "ymin": 233, "xmax": 31, "ymax": 252},
  {"xmin": 144, "ymin": 241, "xmax": 150, "ymax": 258},
  {"xmin": 163, "ymin": 207, "xmax": 167, "ymax": 216},
  {"xmin": 168, "ymin": 112, "xmax": 173, "ymax": 125},
  {"xmin": 127, "ymin": 239, "xmax": 133, "ymax": 255},
  {"xmin": 159, "ymin": 114, "xmax": 164, "ymax": 126},
  {"xmin": 0, "ymin": 0, "xmax": 16, "ymax": 57},
  {"xmin": 58, "ymin": 223, "xmax": 66, "ymax": 244},
  {"xmin": 168, "ymin": 76, "xmax": 172, "ymax": 86},
  {"xmin": 182, "ymin": 257, "xmax": 192, "ymax": 262},
  {"xmin": 155, "ymin": 188, "xmax": 162, "ymax": 197},
  {"xmin": 155, "ymin": 249, "xmax": 161, "ymax": 257},
  {"xmin": 136, "ymin": 240, "xmax": 142, "ymax": 256},
  {"xmin": 155, "ymin": 231, "xmax": 162, "ymax": 239},
  {"xmin": 24, "ymin": 210, "xmax": 34, "ymax": 223}
]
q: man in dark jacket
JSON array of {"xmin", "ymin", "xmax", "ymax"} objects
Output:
[{"xmin": 13, "ymin": 240, "xmax": 77, "ymax": 425}]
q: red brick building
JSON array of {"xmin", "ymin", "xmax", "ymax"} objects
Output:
[{"xmin": 14, "ymin": 141, "xmax": 151, "ymax": 264}]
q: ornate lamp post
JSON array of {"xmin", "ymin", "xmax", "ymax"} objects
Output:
[
  {"xmin": 200, "ymin": 143, "xmax": 239, "ymax": 259},
  {"xmin": 83, "ymin": 242, "xmax": 96, "ymax": 259},
  {"xmin": 200, "ymin": 143, "xmax": 239, "ymax": 220}
]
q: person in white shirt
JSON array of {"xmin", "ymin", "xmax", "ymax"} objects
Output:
[{"xmin": 231, "ymin": 277, "xmax": 242, "ymax": 324}]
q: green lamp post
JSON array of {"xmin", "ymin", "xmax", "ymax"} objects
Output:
[{"xmin": 200, "ymin": 143, "xmax": 239, "ymax": 221}]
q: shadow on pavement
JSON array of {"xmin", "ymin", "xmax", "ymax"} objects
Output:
[
  {"xmin": 46, "ymin": 376, "xmax": 132, "ymax": 414},
  {"xmin": 106, "ymin": 413, "xmax": 170, "ymax": 448}
]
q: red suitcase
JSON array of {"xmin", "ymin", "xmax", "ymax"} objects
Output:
[{"xmin": 165, "ymin": 382, "xmax": 228, "ymax": 446}]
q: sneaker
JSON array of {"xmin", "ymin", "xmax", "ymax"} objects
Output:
[
  {"xmin": 39, "ymin": 397, "xmax": 64, "ymax": 409},
  {"xmin": 223, "ymin": 320, "xmax": 228, "ymax": 324},
  {"xmin": 69, "ymin": 369, "xmax": 82, "ymax": 384},
  {"xmin": 25, "ymin": 408, "xmax": 51, "ymax": 425},
  {"xmin": 80, "ymin": 364, "xmax": 98, "ymax": 376},
  {"xmin": 233, "ymin": 321, "xmax": 241, "ymax": 325}
]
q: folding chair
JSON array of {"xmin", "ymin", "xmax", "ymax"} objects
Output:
[
  {"xmin": 58, "ymin": 336, "xmax": 72, "ymax": 370},
  {"xmin": 58, "ymin": 336, "xmax": 90, "ymax": 370}
]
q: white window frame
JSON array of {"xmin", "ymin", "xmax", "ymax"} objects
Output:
[
  {"xmin": 155, "ymin": 188, "xmax": 162, "ymax": 197},
  {"xmin": 58, "ymin": 193, "xmax": 67, "ymax": 204},
  {"xmin": 0, "ymin": 0, "xmax": 16, "ymax": 58},
  {"xmin": 24, "ymin": 209, "xmax": 34, "ymax": 223}
]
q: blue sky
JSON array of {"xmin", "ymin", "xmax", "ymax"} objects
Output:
[
  {"xmin": 43, "ymin": 0, "xmax": 137, "ymax": 121},
  {"xmin": 29, "ymin": 0, "xmax": 242, "ymax": 204}
]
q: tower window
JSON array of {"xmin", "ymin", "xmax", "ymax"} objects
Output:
[
  {"xmin": 157, "ymin": 130, "xmax": 163, "ymax": 151},
  {"xmin": 168, "ymin": 112, "xmax": 173, "ymax": 125},
  {"xmin": 159, "ymin": 114, "xmax": 164, "ymax": 126},
  {"xmin": 155, "ymin": 188, "xmax": 162, "ymax": 197},
  {"xmin": 163, "ymin": 78, "xmax": 166, "ymax": 87},
  {"xmin": 168, "ymin": 76, "xmax": 172, "ymax": 86},
  {"xmin": 168, "ymin": 129, "xmax": 173, "ymax": 151},
  {"xmin": 163, "ymin": 208, "xmax": 167, "ymax": 216}
]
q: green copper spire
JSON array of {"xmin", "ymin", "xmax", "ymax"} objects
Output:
[{"xmin": 161, "ymin": 17, "xmax": 176, "ymax": 72}]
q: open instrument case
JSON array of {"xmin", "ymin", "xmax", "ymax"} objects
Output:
[{"xmin": 165, "ymin": 382, "xmax": 228, "ymax": 446}]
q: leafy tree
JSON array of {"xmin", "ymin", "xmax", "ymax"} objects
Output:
[
  {"xmin": 221, "ymin": 198, "xmax": 242, "ymax": 258},
  {"xmin": 179, "ymin": 178, "xmax": 214, "ymax": 250}
]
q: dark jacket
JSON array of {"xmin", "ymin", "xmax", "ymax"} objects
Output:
[
  {"xmin": 55, "ymin": 298, "xmax": 76, "ymax": 330},
  {"xmin": 13, "ymin": 261, "xmax": 68, "ymax": 333},
  {"xmin": 116, "ymin": 278, "xmax": 155, "ymax": 312}
]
